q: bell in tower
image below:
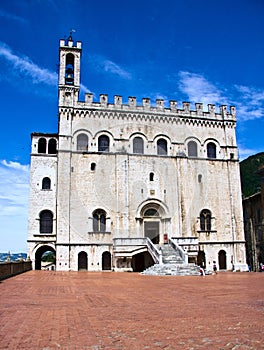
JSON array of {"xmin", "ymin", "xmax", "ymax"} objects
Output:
[{"xmin": 65, "ymin": 53, "xmax": 74, "ymax": 85}]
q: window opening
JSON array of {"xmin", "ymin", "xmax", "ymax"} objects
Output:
[
  {"xmin": 65, "ymin": 53, "xmax": 74, "ymax": 85},
  {"xmin": 157, "ymin": 138, "xmax": 167, "ymax": 155},
  {"xmin": 42, "ymin": 177, "xmax": 51, "ymax": 190},
  {"xmin": 133, "ymin": 137, "xmax": 144, "ymax": 154},
  {"xmin": 77, "ymin": 134, "xmax": 88, "ymax": 151},
  {"xmin": 38, "ymin": 138, "xmax": 46, "ymax": 154},
  {"xmin": 48, "ymin": 139, "xmax": 57, "ymax": 154},
  {"xmin": 188, "ymin": 141, "xmax": 197, "ymax": 157},
  {"xmin": 207, "ymin": 142, "xmax": 216, "ymax": 159},
  {"xmin": 93, "ymin": 209, "xmax": 106, "ymax": 232},
  {"xmin": 91, "ymin": 163, "xmax": 96, "ymax": 171},
  {"xmin": 200, "ymin": 209, "xmax": 211, "ymax": 231},
  {"xmin": 149, "ymin": 172, "xmax": 154, "ymax": 181},
  {"xmin": 40, "ymin": 210, "xmax": 53, "ymax": 234},
  {"xmin": 98, "ymin": 135, "xmax": 109, "ymax": 152}
]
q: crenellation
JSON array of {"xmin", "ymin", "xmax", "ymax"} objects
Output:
[
  {"xmin": 142, "ymin": 98, "xmax": 150, "ymax": 109},
  {"xmin": 156, "ymin": 99, "xmax": 164, "ymax": 109},
  {"xmin": 170, "ymin": 100, "xmax": 177, "ymax": 110},
  {"xmin": 100, "ymin": 94, "xmax": 108, "ymax": 106},
  {"xmin": 195, "ymin": 103, "xmax": 203, "ymax": 116},
  {"xmin": 128, "ymin": 96, "xmax": 137, "ymax": 107},
  {"xmin": 114, "ymin": 95, "xmax": 122, "ymax": 106},
  {"xmin": 182, "ymin": 102, "xmax": 190, "ymax": 114}
]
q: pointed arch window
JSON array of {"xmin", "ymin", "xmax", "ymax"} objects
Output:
[
  {"xmin": 42, "ymin": 177, "xmax": 51, "ymax": 190},
  {"xmin": 207, "ymin": 142, "xmax": 216, "ymax": 159},
  {"xmin": 200, "ymin": 209, "xmax": 212, "ymax": 231},
  {"xmin": 93, "ymin": 209, "xmax": 106, "ymax": 232},
  {"xmin": 77, "ymin": 134, "xmax": 88, "ymax": 151},
  {"xmin": 188, "ymin": 141, "xmax": 197, "ymax": 157},
  {"xmin": 98, "ymin": 135, "xmax": 109, "ymax": 152},
  {"xmin": 39, "ymin": 210, "xmax": 53, "ymax": 234},
  {"xmin": 157, "ymin": 138, "xmax": 167, "ymax": 155},
  {"xmin": 38, "ymin": 138, "xmax": 46, "ymax": 154},
  {"xmin": 133, "ymin": 137, "xmax": 144, "ymax": 154},
  {"xmin": 48, "ymin": 139, "xmax": 57, "ymax": 154}
]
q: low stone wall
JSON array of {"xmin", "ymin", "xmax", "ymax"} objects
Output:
[{"xmin": 0, "ymin": 260, "xmax": 32, "ymax": 280}]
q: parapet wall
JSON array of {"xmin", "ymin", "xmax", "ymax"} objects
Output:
[
  {"xmin": 76, "ymin": 93, "xmax": 236, "ymax": 121},
  {"xmin": 0, "ymin": 260, "xmax": 32, "ymax": 280}
]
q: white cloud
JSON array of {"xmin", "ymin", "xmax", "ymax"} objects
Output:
[
  {"xmin": 178, "ymin": 71, "xmax": 226, "ymax": 107},
  {"xmin": 89, "ymin": 54, "xmax": 132, "ymax": 80},
  {"xmin": 0, "ymin": 9, "xmax": 27, "ymax": 24},
  {"xmin": 0, "ymin": 41, "xmax": 57, "ymax": 86},
  {"xmin": 178, "ymin": 71, "xmax": 264, "ymax": 121},
  {"xmin": 0, "ymin": 160, "xmax": 30, "ymax": 252}
]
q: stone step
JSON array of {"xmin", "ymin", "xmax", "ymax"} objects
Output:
[{"xmin": 141, "ymin": 263, "xmax": 200, "ymax": 276}]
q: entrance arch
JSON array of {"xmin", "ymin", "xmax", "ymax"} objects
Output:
[
  {"xmin": 78, "ymin": 251, "xmax": 88, "ymax": 271},
  {"xmin": 102, "ymin": 251, "xmax": 111, "ymax": 270},
  {"xmin": 35, "ymin": 245, "xmax": 56, "ymax": 270},
  {"xmin": 137, "ymin": 200, "xmax": 170, "ymax": 245},
  {"xmin": 218, "ymin": 250, "xmax": 227, "ymax": 270}
]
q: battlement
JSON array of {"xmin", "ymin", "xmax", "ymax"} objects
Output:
[
  {"xmin": 59, "ymin": 39, "xmax": 82, "ymax": 49},
  {"xmin": 77, "ymin": 93, "xmax": 236, "ymax": 120}
]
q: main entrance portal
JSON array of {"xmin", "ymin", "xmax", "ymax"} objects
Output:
[{"xmin": 144, "ymin": 221, "xmax": 159, "ymax": 244}]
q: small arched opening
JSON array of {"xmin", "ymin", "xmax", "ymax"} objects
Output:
[
  {"xmin": 197, "ymin": 250, "xmax": 206, "ymax": 268},
  {"xmin": 131, "ymin": 252, "xmax": 154, "ymax": 272},
  {"xmin": 102, "ymin": 251, "xmax": 111, "ymax": 270},
  {"xmin": 35, "ymin": 245, "xmax": 56, "ymax": 270},
  {"xmin": 78, "ymin": 251, "xmax": 88, "ymax": 271},
  {"xmin": 38, "ymin": 138, "xmax": 46, "ymax": 154},
  {"xmin": 218, "ymin": 250, "xmax": 227, "ymax": 270},
  {"xmin": 48, "ymin": 139, "xmax": 57, "ymax": 154}
]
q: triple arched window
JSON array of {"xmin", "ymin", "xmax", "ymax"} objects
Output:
[
  {"xmin": 93, "ymin": 209, "xmax": 106, "ymax": 232},
  {"xmin": 39, "ymin": 210, "xmax": 53, "ymax": 234}
]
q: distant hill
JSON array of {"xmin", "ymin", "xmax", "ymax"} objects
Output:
[
  {"xmin": 0, "ymin": 253, "xmax": 27, "ymax": 263},
  {"xmin": 240, "ymin": 152, "xmax": 264, "ymax": 198}
]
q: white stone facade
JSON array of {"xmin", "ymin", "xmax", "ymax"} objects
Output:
[{"xmin": 27, "ymin": 38, "xmax": 247, "ymax": 272}]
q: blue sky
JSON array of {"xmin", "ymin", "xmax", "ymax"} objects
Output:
[{"xmin": 0, "ymin": 0, "xmax": 263, "ymax": 252}]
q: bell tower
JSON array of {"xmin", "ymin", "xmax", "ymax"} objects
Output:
[{"xmin": 58, "ymin": 33, "xmax": 82, "ymax": 107}]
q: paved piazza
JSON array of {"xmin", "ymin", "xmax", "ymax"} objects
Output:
[{"xmin": 0, "ymin": 271, "xmax": 263, "ymax": 349}]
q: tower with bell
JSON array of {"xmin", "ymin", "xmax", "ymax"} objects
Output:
[{"xmin": 58, "ymin": 30, "xmax": 82, "ymax": 107}]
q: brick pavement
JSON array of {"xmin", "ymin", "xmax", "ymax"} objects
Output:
[{"xmin": 0, "ymin": 271, "xmax": 263, "ymax": 350}]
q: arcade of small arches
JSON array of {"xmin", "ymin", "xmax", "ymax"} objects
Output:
[{"xmin": 35, "ymin": 134, "xmax": 219, "ymax": 159}]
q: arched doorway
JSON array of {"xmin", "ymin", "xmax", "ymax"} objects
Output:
[
  {"xmin": 78, "ymin": 251, "xmax": 88, "ymax": 271},
  {"xmin": 218, "ymin": 250, "xmax": 227, "ymax": 270},
  {"xmin": 132, "ymin": 252, "xmax": 154, "ymax": 272},
  {"xmin": 102, "ymin": 251, "xmax": 111, "ymax": 270},
  {"xmin": 35, "ymin": 245, "xmax": 56, "ymax": 270},
  {"xmin": 197, "ymin": 250, "xmax": 206, "ymax": 268}
]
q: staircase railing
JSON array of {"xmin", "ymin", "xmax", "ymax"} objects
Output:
[
  {"xmin": 146, "ymin": 238, "xmax": 163, "ymax": 264},
  {"xmin": 169, "ymin": 238, "xmax": 188, "ymax": 264}
]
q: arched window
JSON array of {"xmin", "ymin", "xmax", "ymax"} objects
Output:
[
  {"xmin": 207, "ymin": 142, "xmax": 216, "ymax": 159},
  {"xmin": 48, "ymin": 139, "xmax": 57, "ymax": 154},
  {"xmin": 38, "ymin": 138, "xmax": 46, "ymax": 154},
  {"xmin": 42, "ymin": 177, "xmax": 51, "ymax": 190},
  {"xmin": 200, "ymin": 209, "xmax": 211, "ymax": 231},
  {"xmin": 39, "ymin": 210, "xmax": 53, "ymax": 234},
  {"xmin": 144, "ymin": 208, "xmax": 159, "ymax": 217},
  {"xmin": 149, "ymin": 172, "xmax": 154, "ymax": 181},
  {"xmin": 188, "ymin": 141, "xmax": 197, "ymax": 157},
  {"xmin": 133, "ymin": 137, "xmax": 144, "ymax": 154},
  {"xmin": 157, "ymin": 138, "xmax": 167, "ymax": 155},
  {"xmin": 98, "ymin": 135, "xmax": 109, "ymax": 152},
  {"xmin": 65, "ymin": 53, "xmax": 74, "ymax": 85},
  {"xmin": 77, "ymin": 134, "xmax": 88, "ymax": 151},
  {"xmin": 93, "ymin": 209, "xmax": 106, "ymax": 232}
]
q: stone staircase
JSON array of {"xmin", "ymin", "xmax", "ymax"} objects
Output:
[{"xmin": 141, "ymin": 243, "xmax": 200, "ymax": 276}]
